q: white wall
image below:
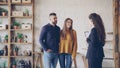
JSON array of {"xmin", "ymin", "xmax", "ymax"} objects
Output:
[{"xmin": 34, "ymin": 0, "xmax": 113, "ymax": 52}]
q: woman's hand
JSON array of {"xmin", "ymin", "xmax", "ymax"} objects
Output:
[{"xmin": 72, "ymin": 57, "xmax": 76, "ymax": 61}]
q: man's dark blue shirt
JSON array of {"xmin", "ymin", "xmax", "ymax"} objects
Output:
[{"xmin": 39, "ymin": 23, "xmax": 60, "ymax": 53}]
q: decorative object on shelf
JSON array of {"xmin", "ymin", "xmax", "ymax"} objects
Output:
[
  {"xmin": 0, "ymin": 20, "xmax": 9, "ymax": 29},
  {"xmin": 24, "ymin": 9, "xmax": 29, "ymax": 16},
  {"xmin": 0, "ymin": 50, "xmax": 4, "ymax": 56},
  {"xmin": 0, "ymin": 0, "xmax": 7, "ymax": 3},
  {"xmin": 12, "ymin": 0, "xmax": 21, "ymax": 3},
  {"xmin": 12, "ymin": 11, "xmax": 23, "ymax": 16},
  {"xmin": 0, "ymin": 35, "xmax": 2, "ymax": 43},
  {"xmin": 13, "ymin": 20, "xmax": 20, "ymax": 29},
  {"xmin": 22, "ymin": 50, "xmax": 32, "ymax": 56},
  {"xmin": 3, "ymin": 0, "xmax": 7, "ymax": 2},
  {"xmin": 13, "ymin": 46, "xmax": 19, "ymax": 56},
  {"xmin": 3, "ymin": 61, "xmax": 7, "ymax": 68},
  {"xmin": 0, "ymin": 7, "xmax": 3, "ymax": 16},
  {"xmin": 23, "ymin": 35, "xmax": 27, "ymax": 43},
  {"xmin": 2, "ymin": 9, "xmax": 8, "ymax": 16},
  {"xmin": 17, "ymin": 59, "xmax": 31, "ymax": 68},
  {"xmin": 0, "ymin": 24, "xmax": 8, "ymax": 30},
  {"xmin": 21, "ymin": 23, "xmax": 32, "ymax": 29},
  {"xmin": 17, "ymin": 33, "xmax": 23, "ymax": 43},
  {"xmin": 12, "ymin": 60, "xmax": 17, "ymax": 68},
  {"xmin": 22, "ymin": 0, "xmax": 31, "ymax": 3},
  {"xmin": 0, "ymin": 7, "xmax": 8, "ymax": 16},
  {"xmin": 4, "ymin": 35, "xmax": 8, "ymax": 43},
  {"xmin": 3, "ymin": 45, "xmax": 8, "ymax": 56},
  {"xmin": 0, "ymin": 20, "xmax": 2, "ymax": 24},
  {"xmin": 23, "ymin": 50, "xmax": 28, "ymax": 56}
]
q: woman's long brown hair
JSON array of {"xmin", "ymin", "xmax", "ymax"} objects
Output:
[
  {"xmin": 61, "ymin": 18, "xmax": 74, "ymax": 40},
  {"xmin": 89, "ymin": 13, "xmax": 106, "ymax": 44}
]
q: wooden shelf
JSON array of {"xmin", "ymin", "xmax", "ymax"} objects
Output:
[
  {"xmin": 0, "ymin": 43, "xmax": 8, "ymax": 44},
  {"xmin": 105, "ymin": 40, "xmax": 113, "ymax": 42},
  {"xmin": 0, "ymin": 29, "xmax": 9, "ymax": 31},
  {"xmin": 0, "ymin": 56, "xmax": 8, "ymax": 58},
  {"xmin": 11, "ymin": 29, "xmax": 32, "ymax": 31},
  {"xmin": 82, "ymin": 48, "xmax": 114, "ymax": 51},
  {"xmin": 107, "ymin": 32, "xmax": 113, "ymax": 35},
  {"xmin": 10, "ymin": 56, "xmax": 32, "ymax": 58},
  {"xmin": 0, "ymin": 16, "xmax": 8, "ymax": 17},
  {"xmin": 104, "ymin": 57, "xmax": 114, "ymax": 60},
  {"xmin": 11, "ymin": 16, "xmax": 32, "ymax": 18},
  {"xmin": 11, "ymin": 42, "xmax": 32, "ymax": 44},
  {"xmin": 11, "ymin": 3, "xmax": 32, "ymax": 5},
  {"xmin": 0, "ymin": 2, "xmax": 8, "ymax": 5}
]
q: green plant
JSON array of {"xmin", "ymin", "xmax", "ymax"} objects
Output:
[
  {"xmin": 3, "ymin": 61, "xmax": 7, "ymax": 68},
  {"xmin": 13, "ymin": 21, "xmax": 20, "ymax": 26},
  {"xmin": 12, "ymin": 60, "xmax": 16, "ymax": 65},
  {"xmin": 15, "ymin": 46, "xmax": 19, "ymax": 52},
  {"xmin": 24, "ymin": 9, "xmax": 29, "ymax": 14},
  {"xmin": 0, "ymin": 20, "xmax": 2, "ymax": 24},
  {"xmin": 17, "ymin": 33, "xmax": 23, "ymax": 39},
  {"xmin": 2, "ymin": 9, "xmax": 8, "ymax": 13},
  {"xmin": 4, "ymin": 35, "xmax": 8, "ymax": 40}
]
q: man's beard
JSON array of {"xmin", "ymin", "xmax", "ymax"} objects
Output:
[{"xmin": 52, "ymin": 21, "xmax": 57, "ymax": 25}]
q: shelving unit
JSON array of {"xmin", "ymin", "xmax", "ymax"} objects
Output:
[{"xmin": 0, "ymin": 0, "xmax": 34, "ymax": 68}]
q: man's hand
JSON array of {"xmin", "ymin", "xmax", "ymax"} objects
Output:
[{"xmin": 46, "ymin": 49, "xmax": 52, "ymax": 53}]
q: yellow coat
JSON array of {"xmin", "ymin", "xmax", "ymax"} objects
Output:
[{"xmin": 59, "ymin": 30, "xmax": 77, "ymax": 58}]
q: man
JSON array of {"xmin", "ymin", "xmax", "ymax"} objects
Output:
[{"xmin": 39, "ymin": 13, "xmax": 60, "ymax": 68}]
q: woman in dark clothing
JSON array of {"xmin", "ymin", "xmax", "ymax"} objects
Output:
[{"xmin": 86, "ymin": 13, "xmax": 106, "ymax": 68}]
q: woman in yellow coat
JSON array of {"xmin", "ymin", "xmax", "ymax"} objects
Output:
[{"xmin": 59, "ymin": 18, "xmax": 77, "ymax": 68}]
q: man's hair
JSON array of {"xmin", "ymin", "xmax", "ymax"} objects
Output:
[{"xmin": 49, "ymin": 13, "xmax": 56, "ymax": 16}]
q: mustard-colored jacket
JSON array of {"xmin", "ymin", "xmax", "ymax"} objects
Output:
[{"xmin": 59, "ymin": 30, "xmax": 77, "ymax": 58}]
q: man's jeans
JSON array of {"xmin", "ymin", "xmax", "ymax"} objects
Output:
[
  {"xmin": 43, "ymin": 51, "xmax": 59, "ymax": 68},
  {"xmin": 59, "ymin": 53, "xmax": 72, "ymax": 68}
]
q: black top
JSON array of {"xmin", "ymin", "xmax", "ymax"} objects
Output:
[
  {"xmin": 86, "ymin": 28, "xmax": 105, "ymax": 59},
  {"xmin": 39, "ymin": 23, "xmax": 60, "ymax": 53}
]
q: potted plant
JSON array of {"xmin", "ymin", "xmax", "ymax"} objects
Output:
[
  {"xmin": 24, "ymin": 9, "xmax": 29, "ymax": 16},
  {"xmin": 13, "ymin": 46, "xmax": 19, "ymax": 56},
  {"xmin": 3, "ymin": 61, "xmax": 7, "ymax": 68},
  {"xmin": 17, "ymin": 33, "xmax": 23, "ymax": 43},
  {"xmin": 13, "ymin": 21, "xmax": 20, "ymax": 29},
  {"xmin": 2, "ymin": 9, "xmax": 7, "ymax": 16},
  {"xmin": 4, "ymin": 35, "xmax": 8, "ymax": 43},
  {"xmin": 12, "ymin": 60, "xmax": 16, "ymax": 68}
]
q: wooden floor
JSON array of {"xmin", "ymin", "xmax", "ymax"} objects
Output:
[{"xmin": 35, "ymin": 53, "xmax": 115, "ymax": 68}]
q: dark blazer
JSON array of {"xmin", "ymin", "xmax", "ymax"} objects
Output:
[
  {"xmin": 39, "ymin": 23, "xmax": 60, "ymax": 53},
  {"xmin": 86, "ymin": 28, "xmax": 105, "ymax": 59}
]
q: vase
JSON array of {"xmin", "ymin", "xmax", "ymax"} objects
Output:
[{"xmin": 2, "ymin": 12, "xmax": 6, "ymax": 16}]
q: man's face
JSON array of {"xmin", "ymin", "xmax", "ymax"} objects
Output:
[{"xmin": 49, "ymin": 15, "xmax": 57, "ymax": 25}]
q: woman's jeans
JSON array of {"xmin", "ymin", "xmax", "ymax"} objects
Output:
[
  {"xmin": 59, "ymin": 53, "xmax": 72, "ymax": 68},
  {"xmin": 43, "ymin": 51, "xmax": 59, "ymax": 68}
]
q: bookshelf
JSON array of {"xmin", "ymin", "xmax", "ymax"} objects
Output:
[{"xmin": 0, "ymin": 0, "xmax": 34, "ymax": 68}]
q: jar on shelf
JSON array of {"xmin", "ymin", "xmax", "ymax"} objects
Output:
[{"xmin": 23, "ymin": 35, "xmax": 27, "ymax": 43}]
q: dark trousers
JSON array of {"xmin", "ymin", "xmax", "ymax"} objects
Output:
[
  {"xmin": 88, "ymin": 58, "xmax": 103, "ymax": 68},
  {"xmin": 59, "ymin": 53, "xmax": 72, "ymax": 68}
]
